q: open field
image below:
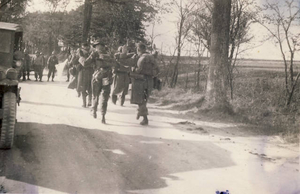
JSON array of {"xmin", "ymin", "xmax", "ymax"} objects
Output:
[
  {"xmin": 153, "ymin": 56, "xmax": 300, "ymax": 142},
  {"xmin": 158, "ymin": 56, "xmax": 300, "ymax": 73}
]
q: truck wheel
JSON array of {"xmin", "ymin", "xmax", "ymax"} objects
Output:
[{"xmin": 0, "ymin": 92, "xmax": 17, "ymax": 149}]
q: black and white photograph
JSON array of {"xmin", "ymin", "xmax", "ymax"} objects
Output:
[{"xmin": 0, "ymin": 0, "xmax": 299, "ymax": 193}]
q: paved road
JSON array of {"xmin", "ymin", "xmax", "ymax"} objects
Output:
[{"xmin": 0, "ymin": 69, "xmax": 299, "ymax": 194}]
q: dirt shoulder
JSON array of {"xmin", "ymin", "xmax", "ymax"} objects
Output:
[{"xmin": 148, "ymin": 96, "xmax": 299, "ymax": 144}]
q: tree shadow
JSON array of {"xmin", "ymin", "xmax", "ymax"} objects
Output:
[{"xmin": 0, "ymin": 122, "xmax": 234, "ymax": 194}]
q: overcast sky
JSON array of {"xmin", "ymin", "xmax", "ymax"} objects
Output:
[{"xmin": 26, "ymin": 0, "xmax": 300, "ymax": 60}]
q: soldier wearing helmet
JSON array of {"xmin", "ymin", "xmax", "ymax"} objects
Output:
[
  {"xmin": 47, "ymin": 51, "xmax": 59, "ymax": 82},
  {"xmin": 22, "ymin": 49, "xmax": 31, "ymax": 81},
  {"xmin": 88, "ymin": 37, "xmax": 115, "ymax": 123},
  {"xmin": 111, "ymin": 42, "xmax": 135, "ymax": 106},
  {"xmin": 117, "ymin": 42, "xmax": 159, "ymax": 125},
  {"xmin": 77, "ymin": 43, "xmax": 94, "ymax": 108}
]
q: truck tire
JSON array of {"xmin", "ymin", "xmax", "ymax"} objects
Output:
[{"xmin": 0, "ymin": 92, "xmax": 17, "ymax": 149}]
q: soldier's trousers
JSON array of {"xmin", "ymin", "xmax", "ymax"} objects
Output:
[
  {"xmin": 22, "ymin": 65, "xmax": 30, "ymax": 80},
  {"xmin": 34, "ymin": 66, "xmax": 44, "ymax": 81},
  {"xmin": 82, "ymin": 90, "xmax": 92, "ymax": 106},
  {"xmin": 92, "ymin": 82, "xmax": 111, "ymax": 116},
  {"xmin": 48, "ymin": 67, "xmax": 56, "ymax": 80},
  {"xmin": 137, "ymin": 89, "xmax": 149, "ymax": 117}
]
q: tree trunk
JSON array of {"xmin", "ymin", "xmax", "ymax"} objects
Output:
[
  {"xmin": 48, "ymin": 35, "xmax": 53, "ymax": 55},
  {"xmin": 171, "ymin": 16, "xmax": 184, "ymax": 88},
  {"xmin": 82, "ymin": 0, "xmax": 93, "ymax": 44},
  {"xmin": 205, "ymin": 0, "xmax": 231, "ymax": 110}
]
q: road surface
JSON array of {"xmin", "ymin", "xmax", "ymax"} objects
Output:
[{"xmin": 0, "ymin": 64, "xmax": 299, "ymax": 194}]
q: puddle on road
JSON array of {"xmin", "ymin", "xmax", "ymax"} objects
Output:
[{"xmin": 103, "ymin": 149, "xmax": 126, "ymax": 155}]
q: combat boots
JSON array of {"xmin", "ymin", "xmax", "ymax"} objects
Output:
[
  {"xmin": 90, "ymin": 110, "xmax": 97, "ymax": 119},
  {"xmin": 87, "ymin": 95, "xmax": 92, "ymax": 107},
  {"xmin": 102, "ymin": 115, "xmax": 106, "ymax": 124},
  {"xmin": 120, "ymin": 95, "xmax": 125, "ymax": 106},
  {"xmin": 112, "ymin": 95, "xmax": 117, "ymax": 105},
  {"xmin": 140, "ymin": 116, "xmax": 148, "ymax": 125},
  {"xmin": 82, "ymin": 96, "xmax": 87, "ymax": 108}
]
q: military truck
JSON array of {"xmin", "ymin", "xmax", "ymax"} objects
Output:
[{"xmin": 0, "ymin": 22, "xmax": 23, "ymax": 149}]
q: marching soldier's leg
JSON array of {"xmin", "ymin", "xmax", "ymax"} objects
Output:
[
  {"xmin": 27, "ymin": 65, "xmax": 31, "ymax": 80},
  {"xmin": 34, "ymin": 69, "xmax": 38, "ymax": 81},
  {"xmin": 111, "ymin": 74, "xmax": 118, "ymax": 104},
  {"xmin": 112, "ymin": 94, "xmax": 117, "ymax": 105},
  {"xmin": 66, "ymin": 69, "xmax": 70, "ymax": 82},
  {"xmin": 88, "ymin": 89, "xmax": 92, "ymax": 107},
  {"xmin": 91, "ymin": 82, "xmax": 101, "ymax": 118},
  {"xmin": 22, "ymin": 67, "xmax": 26, "ymax": 81},
  {"xmin": 121, "ymin": 81, "xmax": 129, "ymax": 106},
  {"xmin": 39, "ymin": 67, "xmax": 43, "ymax": 81},
  {"xmin": 47, "ymin": 69, "xmax": 51, "ymax": 81},
  {"xmin": 82, "ymin": 91, "xmax": 87, "ymax": 107},
  {"xmin": 52, "ymin": 68, "xmax": 55, "ymax": 81},
  {"xmin": 100, "ymin": 85, "xmax": 111, "ymax": 124},
  {"xmin": 138, "ymin": 89, "xmax": 149, "ymax": 125}
]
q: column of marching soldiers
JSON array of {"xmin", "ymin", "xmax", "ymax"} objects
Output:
[{"xmin": 21, "ymin": 37, "xmax": 160, "ymax": 125}]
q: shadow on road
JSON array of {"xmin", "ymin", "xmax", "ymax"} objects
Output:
[
  {"xmin": 0, "ymin": 122, "xmax": 234, "ymax": 194},
  {"xmin": 21, "ymin": 100, "xmax": 84, "ymax": 111}
]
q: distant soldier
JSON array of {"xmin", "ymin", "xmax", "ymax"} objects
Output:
[
  {"xmin": 47, "ymin": 51, "xmax": 59, "ymax": 82},
  {"xmin": 77, "ymin": 43, "xmax": 94, "ymax": 107},
  {"xmin": 65, "ymin": 51, "xmax": 72, "ymax": 82},
  {"xmin": 111, "ymin": 45, "xmax": 134, "ymax": 106},
  {"xmin": 67, "ymin": 49, "xmax": 79, "ymax": 90},
  {"xmin": 23, "ymin": 49, "xmax": 31, "ymax": 81},
  {"xmin": 33, "ymin": 51, "xmax": 45, "ymax": 82},
  {"xmin": 118, "ymin": 43, "xmax": 159, "ymax": 125}
]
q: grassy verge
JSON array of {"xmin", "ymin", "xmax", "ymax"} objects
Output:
[{"xmin": 151, "ymin": 70, "xmax": 300, "ymax": 143}]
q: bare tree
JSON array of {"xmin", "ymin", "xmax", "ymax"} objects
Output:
[
  {"xmin": 205, "ymin": 0, "xmax": 232, "ymax": 110},
  {"xmin": 45, "ymin": 0, "xmax": 70, "ymax": 54},
  {"xmin": 190, "ymin": 0, "xmax": 255, "ymax": 99},
  {"xmin": 169, "ymin": 0, "xmax": 197, "ymax": 88},
  {"xmin": 257, "ymin": 0, "xmax": 300, "ymax": 106},
  {"xmin": 227, "ymin": 0, "xmax": 256, "ymax": 99}
]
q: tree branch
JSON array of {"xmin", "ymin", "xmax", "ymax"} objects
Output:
[{"xmin": 0, "ymin": 0, "xmax": 11, "ymax": 9}]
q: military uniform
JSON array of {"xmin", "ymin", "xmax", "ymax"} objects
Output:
[
  {"xmin": 65, "ymin": 54, "xmax": 73, "ymax": 82},
  {"xmin": 90, "ymin": 52, "xmax": 114, "ymax": 124},
  {"xmin": 77, "ymin": 48, "xmax": 94, "ymax": 107},
  {"xmin": 47, "ymin": 53, "xmax": 59, "ymax": 81},
  {"xmin": 111, "ymin": 49, "xmax": 134, "ymax": 106},
  {"xmin": 33, "ymin": 53, "xmax": 45, "ymax": 81},
  {"xmin": 118, "ymin": 44, "xmax": 159, "ymax": 125},
  {"xmin": 23, "ymin": 52, "xmax": 31, "ymax": 80}
]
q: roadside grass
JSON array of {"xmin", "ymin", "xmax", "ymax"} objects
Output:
[{"xmin": 151, "ymin": 69, "xmax": 300, "ymax": 142}]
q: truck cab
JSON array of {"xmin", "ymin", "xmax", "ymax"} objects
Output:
[{"xmin": 0, "ymin": 22, "xmax": 23, "ymax": 149}]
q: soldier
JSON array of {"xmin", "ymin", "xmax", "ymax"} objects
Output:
[
  {"xmin": 65, "ymin": 51, "xmax": 72, "ymax": 82},
  {"xmin": 111, "ymin": 46, "xmax": 134, "ymax": 106},
  {"xmin": 23, "ymin": 49, "xmax": 31, "ymax": 81},
  {"xmin": 77, "ymin": 43, "xmax": 94, "ymax": 107},
  {"xmin": 47, "ymin": 51, "xmax": 59, "ymax": 82},
  {"xmin": 118, "ymin": 43, "xmax": 159, "ymax": 125},
  {"xmin": 66, "ymin": 49, "xmax": 78, "ymax": 88},
  {"xmin": 33, "ymin": 51, "xmax": 45, "ymax": 82},
  {"xmin": 89, "ymin": 39, "xmax": 115, "ymax": 124},
  {"xmin": 13, "ymin": 49, "xmax": 25, "ymax": 81}
]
